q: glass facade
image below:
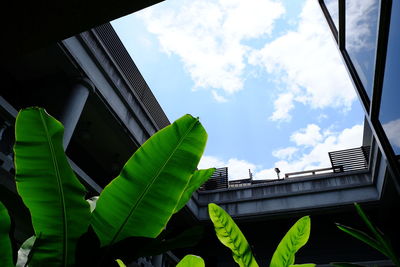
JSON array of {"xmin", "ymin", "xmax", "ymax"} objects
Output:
[
  {"xmin": 345, "ymin": 0, "xmax": 380, "ymax": 99},
  {"xmin": 379, "ymin": 0, "xmax": 400, "ymax": 155},
  {"xmin": 325, "ymin": 0, "xmax": 339, "ymax": 30}
]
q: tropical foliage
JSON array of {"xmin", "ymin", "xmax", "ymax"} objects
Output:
[
  {"xmin": 270, "ymin": 216, "xmax": 311, "ymax": 267},
  {"xmin": 208, "ymin": 203, "xmax": 259, "ymax": 267},
  {"xmin": 0, "ymin": 107, "xmax": 214, "ymax": 266},
  {"xmin": 208, "ymin": 203, "xmax": 315, "ymax": 267},
  {"xmin": 176, "ymin": 254, "xmax": 205, "ymax": 267},
  {"xmin": 333, "ymin": 203, "xmax": 400, "ymax": 267}
]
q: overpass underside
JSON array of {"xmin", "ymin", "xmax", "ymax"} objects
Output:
[
  {"xmin": 172, "ymin": 139, "xmax": 399, "ymax": 266},
  {"xmin": 187, "ymin": 140, "xmax": 385, "ymax": 221}
]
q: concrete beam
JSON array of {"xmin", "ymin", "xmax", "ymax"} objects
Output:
[
  {"xmin": 191, "ymin": 170, "xmax": 380, "ymax": 221},
  {"xmin": 62, "ymin": 35, "xmax": 157, "ymax": 145}
]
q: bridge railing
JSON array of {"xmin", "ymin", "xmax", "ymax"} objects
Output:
[
  {"xmin": 328, "ymin": 146, "xmax": 370, "ymax": 172},
  {"xmin": 199, "ymin": 146, "xmax": 370, "ymax": 191},
  {"xmin": 284, "ymin": 166, "xmax": 343, "ymax": 178}
]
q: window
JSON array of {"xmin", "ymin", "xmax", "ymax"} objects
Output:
[
  {"xmin": 325, "ymin": 0, "xmax": 339, "ymax": 30},
  {"xmin": 345, "ymin": 0, "xmax": 380, "ymax": 99},
  {"xmin": 379, "ymin": 0, "xmax": 400, "ymax": 155}
]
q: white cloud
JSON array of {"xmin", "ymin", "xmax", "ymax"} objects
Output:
[
  {"xmin": 200, "ymin": 123, "xmax": 363, "ymax": 180},
  {"xmin": 211, "ymin": 90, "xmax": 228, "ymax": 103},
  {"xmin": 270, "ymin": 93, "xmax": 295, "ymax": 122},
  {"xmin": 382, "ymin": 119, "xmax": 400, "ymax": 148},
  {"xmin": 199, "ymin": 156, "xmax": 257, "ymax": 180},
  {"xmin": 272, "ymin": 147, "xmax": 298, "ymax": 160},
  {"xmin": 290, "ymin": 124, "xmax": 323, "ymax": 147},
  {"xmin": 249, "ymin": 0, "xmax": 356, "ymax": 121},
  {"xmin": 198, "ymin": 155, "xmax": 226, "ymax": 170},
  {"xmin": 138, "ymin": 0, "xmax": 285, "ymax": 95},
  {"xmin": 317, "ymin": 113, "xmax": 328, "ymax": 122},
  {"xmin": 266, "ymin": 123, "xmax": 363, "ymax": 176},
  {"xmin": 346, "ymin": 0, "xmax": 379, "ymax": 52}
]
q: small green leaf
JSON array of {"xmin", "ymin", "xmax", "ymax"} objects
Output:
[
  {"xmin": 0, "ymin": 201, "xmax": 13, "ymax": 267},
  {"xmin": 354, "ymin": 203, "xmax": 379, "ymax": 239},
  {"xmin": 16, "ymin": 236, "xmax": 36, "ymax": 267},
  {"xmin": 270, "ymin": 216, "xmax": 311, "ymax": 267},
  {"xmin": 115, "ymin": 259, "xmax": 126, "ymax": 267},
  {"xmin": 335, "ymin": 223, "xmax": 386, "ymax": 256},
  {"xmin": 208, "ymin": 203, "xmax": 259, "ymax": 267},
  {"xmin": 174, "ymin": 168, "xmax": 215, "ymax": 213},
  {"xmin": 176, "ymin": 255, "xmax": 205, "ymax": 267}
]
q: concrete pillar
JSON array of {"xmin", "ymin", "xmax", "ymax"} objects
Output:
[
  {"xmin": 152, "ymin": 255, "xmax": 163, "ymax": 267},
  {"xmin": 59, "ymin": 78, "xmax": 94, "ymax": 149}
]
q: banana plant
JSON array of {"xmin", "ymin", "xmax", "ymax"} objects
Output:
[
  {"xmin": 208, "ymin": 203, "xmax": 259, "ymax": 267},
  {"xmin": 333, "ymin": 203, "xmax": 400, "ymax": 267},
  {"xmin": 270, "ymin": 216, "xmax": 312, "ymax": 267},
  {"xmin": 91, "ymin": 113, "xmax": 212, "ymax": 246},
  {"xmin": 115, "ymin": 259, "xmax": 126, "ymax": 267},
  {"xmin": 176, "ymin": 254, "xmax": 205, "ymax": 267},
  {"xmin": 14, "ymin": 107, "xmax": 91, "ymax": 266},
  {"xmin": 208, "ymin": 203, "xmax": 315, "ymax": 267},
  {"xmin": 6, "ymin": 107, "xmax": 213, "ymax": 266}
]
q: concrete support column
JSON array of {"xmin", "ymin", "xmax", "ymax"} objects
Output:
[
  {"xmin": 152, "ymin": 254, "xmax": 163, "ymax": 267},
  {"xmin": 59, "ymin": 78, "xmax": 94, "ymax": 149}
]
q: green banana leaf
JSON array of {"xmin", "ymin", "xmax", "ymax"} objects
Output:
[
  {"xmin": 115, "ymin": 259, "xmax": 126, "ymax": 267},
  {"xmin": 176, "ymin": 255, "xmax": 205, "ymax": 267},
  {"xmin": 270, "ymin": 216, "xmax": 311, "ymax": 267},
  {"xmin": 174, "ymin": 168, "xmax": 215, "ymax": 213},
  {"xmin": 91, "ymin": 114, "xmax": 208, "ymax": 246},
  {"xmin": 14, "ymin": 107, "xmax": 91, "ymax": 266},
  {"xmin": 0, "ymin": 201, "xmax": 13, "ymax": 267},
  {"xmin": 335, "ymin": 223, "xmax": 385, "ymax": 256},
  {"xmin": 337, "ymin": 203, "xmax": 400, "ymax": 267},
  {"xmin": 208, "ymin": 203, "xmax": 259, "ymax": 267},
  {"xmin": 355, "ymin": 203, "xmax": 399, "ymax": 266},
  {"xmin": 354, "ymin": 203, "xmax": 380, "ymax": 239}
]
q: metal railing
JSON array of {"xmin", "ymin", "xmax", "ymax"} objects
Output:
[
  {"xmin": 200, "ymin": 167, "xmax": 228, "ymax": 190},
  {"xmin": 329, "ymin": 146, "xmax": 370, "ymax": 172},
  {"xmin": 228, "ymin": 178, "xmax": 281, "ymax": 188},
  {"xmin": 199, "ymin": 146, "xmax": 370, "ymax": 191},
  {"xmin": 285, "ymin": 166, "xmax": 343, "ymax": 178}
]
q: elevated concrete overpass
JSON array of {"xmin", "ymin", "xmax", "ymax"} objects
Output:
[{"xmin": 186, "ymin": 139, "xmax": 386, "ymax": 222}]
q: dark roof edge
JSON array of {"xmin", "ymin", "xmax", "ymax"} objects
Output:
[{"xmin": 93, "ymin": 22, "xmax": 170, "ymax": 129}]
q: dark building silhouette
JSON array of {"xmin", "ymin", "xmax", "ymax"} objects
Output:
[{"xmin": 1, "ymin": 1, "xmax": 400, "ymax": 266}]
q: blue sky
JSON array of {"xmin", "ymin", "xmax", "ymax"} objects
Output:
[{"xmin": 112, "ymin": 0, "xmax": 364, "ymax": 180}]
